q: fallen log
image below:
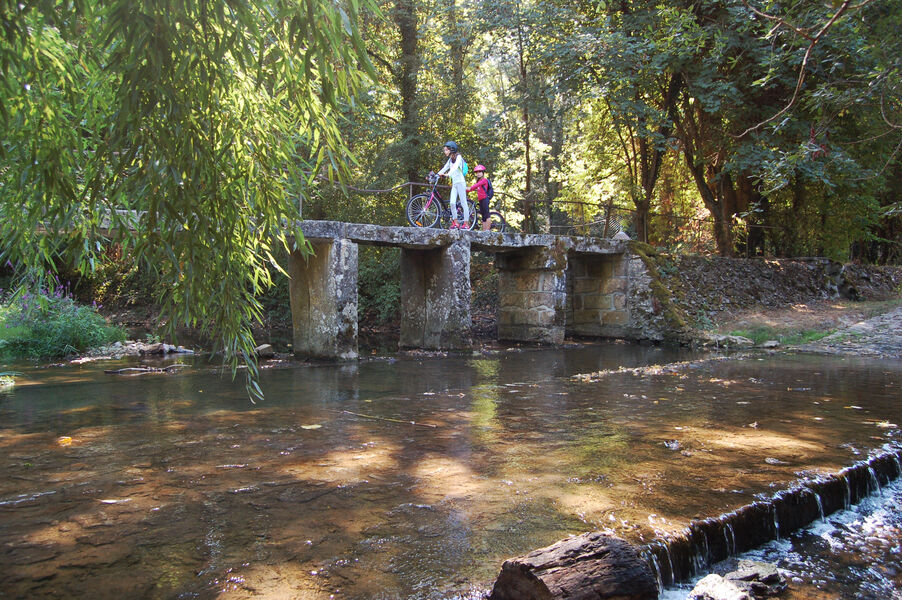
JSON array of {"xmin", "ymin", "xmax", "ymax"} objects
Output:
[{"xmin": 488, "ymin": 531, "xmax": 658, "ymax": 600}]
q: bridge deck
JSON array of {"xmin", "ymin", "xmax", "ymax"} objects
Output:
[{"xmin": 297, "ymin": 221, "xmax": 629, "ymax": 254}]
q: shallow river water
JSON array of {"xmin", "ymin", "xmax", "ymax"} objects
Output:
[{"xmin": 1, "ymin": 343, "xmax": 900, "ymax": 599}]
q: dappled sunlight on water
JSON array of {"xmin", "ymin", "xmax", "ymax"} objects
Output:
[{"xmin": 1, "ymin": 346, "xmax": 901, "ymax": 598}]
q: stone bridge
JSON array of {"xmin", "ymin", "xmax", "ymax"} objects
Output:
[{"xmin": 289, "ymin": 221, "xmax": 663, "ymax": 359}]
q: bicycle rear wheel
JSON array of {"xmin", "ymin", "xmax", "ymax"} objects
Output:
[
  {"xmin": 487, "ymin": 211, "xmax": 507, "ymax": 232},
  {"xmin": 465, "ymin": 200, "xmax": 477, "ymax": 230},
  {"xmin": 406, "ymin": 194, "xmax": 440, "ymax": 228}
]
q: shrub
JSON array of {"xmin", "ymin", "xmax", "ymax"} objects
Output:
[{"xmin": 0, "ymin": 283, "xmax": 126, "ymax": 359}]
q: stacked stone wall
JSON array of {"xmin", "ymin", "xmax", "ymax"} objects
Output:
[
  {"xmin": 565, "ymin": 255, "xmax": 630, "ymax": 337},
  {"xmin": 496, "ymin": 246, "xmax": 567, "ymax": 344}
]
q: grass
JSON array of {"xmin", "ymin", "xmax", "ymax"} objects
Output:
[{"xmin": 727, "ymin": 326, "xmax": 834, "ymax": 346}]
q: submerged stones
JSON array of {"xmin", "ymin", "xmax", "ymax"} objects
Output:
[{"xmin": 689, "ymin": 561, "xmax": 787, "ymax": 600}]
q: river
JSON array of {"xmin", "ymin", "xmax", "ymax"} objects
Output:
[{"xmin": 1, "ymin": 343, "xmax": 900, "ymax": 599}]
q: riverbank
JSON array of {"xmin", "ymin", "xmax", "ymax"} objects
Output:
[{"xmin": 661, "ymin": 257, "xmax": 902, "ymax": 356}]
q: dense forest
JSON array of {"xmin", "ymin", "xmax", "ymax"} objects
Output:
[
  {"xmin": 2, "ymin": 0, "xmax": 901, "ymax": 384},
  {"xmin": 315, "ymin": 0, "xmax": 902, "ymax": 262}
]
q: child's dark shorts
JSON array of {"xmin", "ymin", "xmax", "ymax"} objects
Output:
[{"xmin": 479, "ymin": 197, "xmax": 490, "ymax": 221}]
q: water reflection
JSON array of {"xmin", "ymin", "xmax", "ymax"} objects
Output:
[{"xmin": 1, "ymin": 346, "xmax": 900, "ymax": 599}]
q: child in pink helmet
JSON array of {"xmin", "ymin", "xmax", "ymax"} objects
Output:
[{"xmin": 467, "ymin": 164, "xmax": 493, "ymax": 230}]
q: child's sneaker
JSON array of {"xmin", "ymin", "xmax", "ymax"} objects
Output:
[
  {"xmin": 450, "ymin": 220, "xmax": 459, "ymax": 229},
  {"xmin": 461, "ymin": 221, "xmax": 470, "ymax": 229}
]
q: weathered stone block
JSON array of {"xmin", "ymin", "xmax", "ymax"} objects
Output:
[
  {"xmin": 498, "ymin": 323, "xmax": 565, "ymax": 345},
  {"xmin": 612, "ymin": 293, "xmax": 627, "ymax": 310},
  {"xmin": 603, "ymin": 310, "xmax": 630, "ymax": 325},
  {"xmin": 500, "ymin": 292, "xmax": 530, "ymax": 309},
  {"xmin": 574, "ymin": 278, "xmax": 601, "ymax": 294},
  {"xmin": 515, "ymin": 272, "xmax": 543, "ymax": 292},
  {"xmin": 611, "ymin": 257, "xmax": 628, "ymax": 277},
  {"xmin": 583, "ymin": 294, "xmax": 613, "ymax": 310},
  {"xmin": 602, "ymin": 278, "xmax": 628, "ymax": 294},
  {"xmin": 586, "ymin": 259, "xmax": 614, "ymax": 279},
  {"xmin": 528, "ymin": 293, "xmax": 554, "ymax": 310},
  {"xmin": 541, "ymin": 273, "xmax": 563, "ymax": 293},
  {"xmin": 572, "ymin": 309, "xmax": 601, "ymax": 325}
]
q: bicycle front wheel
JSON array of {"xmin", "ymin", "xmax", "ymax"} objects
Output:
[{"xmin": 406, "ymin": 194, "xmax": 440, "ymax": 228}]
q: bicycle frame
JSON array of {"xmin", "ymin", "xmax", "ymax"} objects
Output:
[{"xmin": 424, "ymin": 172, "xmax": 471, "ymax": 227}]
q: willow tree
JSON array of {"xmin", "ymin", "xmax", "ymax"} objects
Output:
[{"xmin": 0, "ymin": 0, "xmax": 376, "ymax": 399}]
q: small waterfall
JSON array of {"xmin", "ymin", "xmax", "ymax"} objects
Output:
[
  {"xmin": 641, "ymin": 446, "xmax": 902, "ymax": 585},
  {"xmin": 811, "ymin": 488, "xmax": 825, "ymax": 522},
  {"xmin": 641, "ymin": 548, "xmax": 665, "ymax": 594},
  {"xmin": 868, "ymin": 466, "xmax": 882, "ymax": 496},
  {"xmin": 663, "ymin": 540, "xmax": 675, "ymax": 586},
  {"xmin": 724, "ymin": 523, "xmax": 736, "ymax": 555},
  {"xmin": 772, "ymin": 504, "xmax": 780, "ymax": 541},
  {"xmin": 842, "ymin": 473, "xmax": 852, "ymax": 510}
]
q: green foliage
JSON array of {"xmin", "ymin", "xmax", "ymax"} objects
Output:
[
  {"xmin": 0, "ymin": 285, "xmax": 126, "ymax": 360},
  {"xmin": 358, "ymin": 247, "xmax": 400, "ymax": 324},
  {"xmin": 471, "ymin": 253, "xmax": 499, "ymax": 312},
  {"xmin": 1, "ymin": 0, "xmax": 378, "ymax": 399}
]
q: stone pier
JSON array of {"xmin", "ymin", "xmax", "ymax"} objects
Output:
[
  {"xmin": 496, "ymin": 243, "xmax": 568, "ymax": 344},
  {"xmin": 288, "ymin": 240, "xmax": 359, "ymax": 360},
  {"xmin": 400, "ymin": 241, "xmax": 472, "ymax": 350}
]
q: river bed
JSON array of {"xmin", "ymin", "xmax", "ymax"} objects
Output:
[{"xmin": 1, "ymin": 344, "xmax": 900, "ymax": 599}]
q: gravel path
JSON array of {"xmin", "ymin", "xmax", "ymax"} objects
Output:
[{"xmin": 793, "ymin": 306, "xmax": 902, "ymax": 359}]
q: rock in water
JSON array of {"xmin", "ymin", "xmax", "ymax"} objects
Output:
[
  {"xmin": 689, "ymin": 574, "xmax": 750, "ymax": 600},
  {"xmin": 255, "ymin": 344, "xmax": 275, "ymax": 359},
  {"xmin": 488, "ymin": 531, "xmax": 658, "ymax": 600}
]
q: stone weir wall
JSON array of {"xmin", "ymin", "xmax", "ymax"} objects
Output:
[
  {"xmin": 641, "ymin": 446, "xmax": 902, "ymax": 588},
  {"xmin": 288, "ymin": 222, "xmax": 691, "ymax": 359}
]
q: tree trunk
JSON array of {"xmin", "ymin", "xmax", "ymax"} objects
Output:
[
  {"xmin": 393, "ymin": 0, "xmax": 420, "ymax": 183},
  {"xmin": 516, "ymin": 2, "xmax": 534, "ymax": 233},
  {"xmin": 447, "ymin": 0, "xmax": 464, "ymax": 91},
  {"xmin": 684, "ymin": 157, "xmax": 734, "ymax": 256},
  {"xmin": 635, "ymin": 72, "xmax": 682, "ymax": 243}
]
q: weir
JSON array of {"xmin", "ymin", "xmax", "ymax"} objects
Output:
[
  {"xmin": 641, "ymin": 446, "xmax": 902, "ymax": 588},
  {"xmin": 290, "ymin": 221, "xmax": 654, "ymax": 358}
]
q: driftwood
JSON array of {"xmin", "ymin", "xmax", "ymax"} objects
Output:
[
  {"xmin": 335, "ymin": 409, "xmax": 437, "ymax": 428},
  {"xmin": 488, "ymin": 532, "xmax": 658, "ymax": 600},
  {"xmin": 104, "ymin": 364, "xmax": 189, "ymax": 375}
]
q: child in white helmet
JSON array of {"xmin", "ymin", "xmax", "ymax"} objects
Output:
[{"xmin": 436, "ymin": 141, "xmax": 470, "ymax": 229}]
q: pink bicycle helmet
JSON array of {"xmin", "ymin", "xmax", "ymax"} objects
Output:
[{"xmin": 473, "ymin": 164, "xmax": 487, "ymax": 172}]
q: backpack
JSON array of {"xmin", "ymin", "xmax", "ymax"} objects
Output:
[
  {"xmin": 485, "ymin": 178, "xmax": 494, "ymax": 202},
  {"xmin": 462, "ymin": 159, "xmax": 469, "ymax": 176}
]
